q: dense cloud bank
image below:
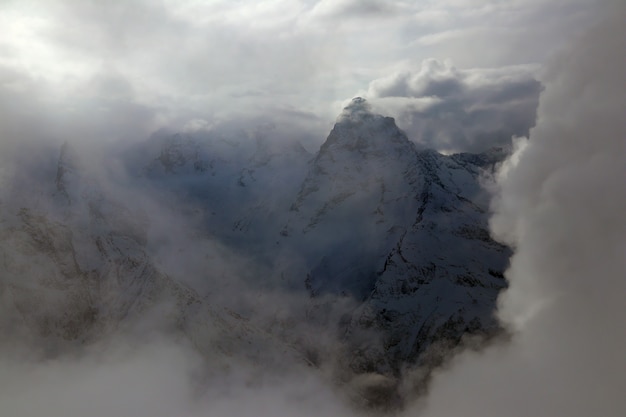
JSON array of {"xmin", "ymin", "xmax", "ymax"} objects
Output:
[{"xmin": 410, "ymin": 2, "xmax": 626, "ymax": 416}]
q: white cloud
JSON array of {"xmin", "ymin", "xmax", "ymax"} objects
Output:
[
  {"xmin": 0, "ymin": 0, "xmax": 601, "ymax": 144},
  {"xmin": 405, "ymin": 2, "xmax": 626, "ymax": 415}
]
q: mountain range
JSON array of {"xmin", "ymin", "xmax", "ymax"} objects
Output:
[{"xmin": 0, "ymin": 97, "xmax": 511, "ymax": 408}]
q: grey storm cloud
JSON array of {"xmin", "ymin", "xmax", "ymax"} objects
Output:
[{"xmin": 366, "ymin": 59, "xmax": 543, "ymax": 153}]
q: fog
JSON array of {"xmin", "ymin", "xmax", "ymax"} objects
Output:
[
  {"xmin": 0, "ymin": 338, "xmax": 366, "ymax": 417},
  {"xmin": 1, "ymin": 0, "xmax": 623, "ymax": 416}
]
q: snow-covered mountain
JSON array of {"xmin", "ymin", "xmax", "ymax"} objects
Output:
[
  {"xmin": 0, "ymin": 98, "xmax": 511, "ymax": 407},
  {"xmin": 276, "ymin": 98, "xmax": 510, "ymax": 374}
]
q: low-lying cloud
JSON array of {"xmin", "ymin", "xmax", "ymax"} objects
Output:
[{"xmin": 0, "ymin": 336, "xmax": 364, "ymax": 417}]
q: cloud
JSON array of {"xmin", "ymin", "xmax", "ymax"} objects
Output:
[
  {"xmin": 310, "ymin": 0, "xmax": 403, "ymax": 19},
  {"xmin": 0, "ymin": 1, "xmax": 620, "ymax": 416},
  {"xmin": 0, "ymin": 0, "xmax": 337, "ymax": 137},
  {"xmin": 366, "ymin": 59, "xmax": 542, "ymax": 153},
  {"xmin": 0, "ymin": 340, "xmax": 201, "ymax": 417},
  {"xmin": 404, "ymin": 2, "xmax": 626, "ymax": 415},
  {"xmin": 0, "ymin": 0, "xmax": 601, "ymax": 143},
  {"xmin": 402, "ymin": 0, "xmax": 601, "ymax": 68},
  {"xmin": 0, "ymin": 338, "xmax": 361, "ymax": 417}
]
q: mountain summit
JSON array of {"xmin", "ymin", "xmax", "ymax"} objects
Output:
[
  {"xmin": 322, "ymin": 98, "xmax": 410, "ymax": 155},
  {"xmin": 338, "ymin": 97, "xmax": 373, "ymax": 121}
]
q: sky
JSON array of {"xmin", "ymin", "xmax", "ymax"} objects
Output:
[
  {"xmin": 0, "ymin": 0, "xmax": 601, "ymax": 152},
  {"xmin": 1, "ymin": 0, "xmax": 625, "ymax": 416}
]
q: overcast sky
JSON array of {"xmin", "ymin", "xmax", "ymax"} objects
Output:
[{"xmin": 0, "ymin": 0, "xmax": 601, "ymax": 152}]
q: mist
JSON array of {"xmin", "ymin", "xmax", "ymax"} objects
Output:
[
  {"xmin": 1, "ymin": 1, "xmax": 624, "ymax": 416},
  {"xmin": 0, "ymin": 336, "xmax": 369, "ymax": 417}
]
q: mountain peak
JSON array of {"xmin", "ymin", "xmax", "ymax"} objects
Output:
[
  {"xmin": 343, "ymin": 96, "xmax": 370, "ymax": 111},
  {"xmin": 337, "ymin": 97, "xmax": 374, "ymax": 123},
  {"xmin": 321, "ymin": 97, "xmax": 411, "ymax": 156}
]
